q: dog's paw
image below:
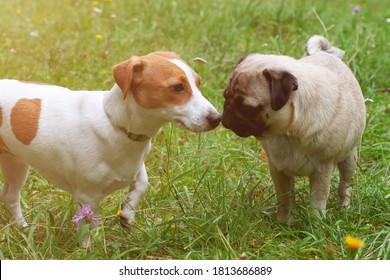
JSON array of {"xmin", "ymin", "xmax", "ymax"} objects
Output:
[
  {"xmin": 339, "ymin": 186, "xmax": 352, "ymax": 209},
  {"xmin": 276, "ymin": 206, "xmax": 294, "ymax": 223},
  {"xmin": 341, "ymin": 199, "xmax": 351, "ymax": 209},
  {"xmin": 12, "ymin": 217, "xmax": 28, "ymax": 228}
]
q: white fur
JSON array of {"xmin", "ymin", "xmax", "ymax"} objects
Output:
[
  {"xmin": 0, "ymin": 58, "xmax": 219, "ymax": 237},
  {"xmin": 168, "ymin": 58, "xmax": 218, "ymax": 131}
]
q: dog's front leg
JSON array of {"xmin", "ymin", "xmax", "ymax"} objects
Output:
[
  {"xmin": 268, "ymin": 162, "xmax": 295, "ymax": 222},
  {"xmin": 309, "ymin": 165, "xmax": 333, "ymax": 218},
  {"xmin": 120, "ymin": 163, "xmax": 148, "ymax": 230}
]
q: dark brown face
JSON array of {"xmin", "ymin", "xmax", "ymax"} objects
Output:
[
  {"xmin": 221, "ymin": 70, "xmax": 269, "ymax": 138},
  {"xmin": 222, "ymin": 55, "xmax": 299, "ymax": 138}
]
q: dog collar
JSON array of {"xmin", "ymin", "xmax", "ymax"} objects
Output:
[{"xmin": 119, "ymin": 127, "xmax": 150, "ymax": 142}]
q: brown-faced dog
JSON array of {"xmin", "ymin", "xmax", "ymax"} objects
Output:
[{"xmin": 222, "ymin": 35, "xmax": 366, "ymax": 221}]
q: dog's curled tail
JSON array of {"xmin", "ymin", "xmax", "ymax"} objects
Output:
[{"xmin": 305, "ymin": 35, "xmax": 345, "ymax": 59}]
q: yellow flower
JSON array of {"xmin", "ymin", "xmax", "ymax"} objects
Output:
[
  {"xmin": 345, "ymin": 235, "xmax": 365, "ymax": 251},
  {"xmin": 117, "ymin": 209, "xmax": 123, "ymax": 216},
  {"xmin": 95, "ymin": 34, "xmax": 103, "ymax": 40},
  {"xmin": 92, "ymin": 1, "xmax": 99, "ymax": 6}
]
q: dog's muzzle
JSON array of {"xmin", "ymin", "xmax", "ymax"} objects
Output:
[{"xmin": 222, "ymin": 106, "xmax": 266, "ymax": 138}]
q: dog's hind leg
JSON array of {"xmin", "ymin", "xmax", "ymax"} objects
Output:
[
  {"xmin": 337, "ymin": 148, "xmax": 357, "ymax": 208},
  {"xmin": 0, "ymin": 154, "xmax": 30, "ymax": 227},
  {"xmin": 120, "ymin": 163, "xmax": 148, "ymax": 229}
]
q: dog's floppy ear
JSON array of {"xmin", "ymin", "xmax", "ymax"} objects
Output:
[
  {"xmin": 263, "ymin": 68, "xmax": 298, "ymax": 111},
  {"xmin": 113, "ymin": 56, "xmax": 142, "ymax": 98}
]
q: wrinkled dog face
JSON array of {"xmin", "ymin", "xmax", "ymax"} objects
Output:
[
  {"xmin": 222, "ymin": 71, "xmax": 268, "ymax": 137},
  {"xmin": 222, "ymin": 54, "xmax": 298, "ymax": 138}
]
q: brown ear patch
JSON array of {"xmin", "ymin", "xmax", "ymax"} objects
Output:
[
  {"xmin": 263, "ymin": 69, "xmax": 298, "ymax": 111},
  {"xmin": 11, "ymin": 98, "xmax": 42, "ymax": 145},
  {"xmin": 113, "ymin": 56, "xmax": 142, "ymax": 98}
]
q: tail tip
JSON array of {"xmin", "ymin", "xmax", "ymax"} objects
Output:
[{"xmin": 305, "ymin": 35, "xmax": 345, "ymax": 59}]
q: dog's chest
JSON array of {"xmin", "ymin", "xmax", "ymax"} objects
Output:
[
  {"xmin": 260, "ymin": 137, "xmax": 319, "ymax": 176},
  {"xmin": 97, "ymin": 149, "xmax": 148, "ymax": 195}
]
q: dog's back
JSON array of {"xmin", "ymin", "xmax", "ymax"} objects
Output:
[{"xmin": 301, "ymin": 36, "xmax": 366, "ymax": 124}]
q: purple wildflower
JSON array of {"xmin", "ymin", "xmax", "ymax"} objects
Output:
[
  {"xmin": 72, "ymin": 204, "xmax": 98, "ymax": 226},
  {"xmin": 353, "ymin": 5, "xmax": 361, "ymax": 13}
]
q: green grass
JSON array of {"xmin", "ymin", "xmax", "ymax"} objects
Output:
[{"xmin": 0, "ymin": 0, "xmax": 389, "ymax": 260}]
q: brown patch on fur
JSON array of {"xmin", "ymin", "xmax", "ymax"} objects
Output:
[
  {"xmin": 11, "ymin": 98, "xmax": 42, "ymax": 145},
  {"xmin": 114, "ymin": 53, "xmax": 195, "ymax": 109}
]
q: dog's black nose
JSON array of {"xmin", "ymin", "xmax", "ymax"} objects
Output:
[{"xmin": 207, "ymin": 112, "xmax": 222, "ymax": 128}]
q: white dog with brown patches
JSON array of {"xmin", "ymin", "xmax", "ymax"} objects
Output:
[{"xmin": 0, "ymin": 51, "xmax": 221, "ymax": 233}]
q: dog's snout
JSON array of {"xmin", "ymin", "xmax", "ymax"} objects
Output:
[
  {"xmin": 221, "ymin": 118, "xmax": 229, "ymax": 129},
  {"xmin": 207, "ymin": 111, "xmax": 222, "ymax": 129}
]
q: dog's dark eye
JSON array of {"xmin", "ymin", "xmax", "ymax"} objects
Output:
[{"xmin": 173, "ymin": 83, "xmax": 185, "ymax": 93}]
